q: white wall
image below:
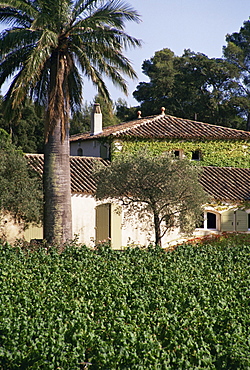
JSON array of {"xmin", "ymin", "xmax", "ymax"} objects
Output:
[
  {"xmin": 72, "ymin": 196, "xmax": 224, "ymax": 249},
  {"xmin": 71, "ymin": 194, "xmax": 96, "ymax": 247},
  {"xmin": 22, "ymin": 196, "xmax": 250, "ymax": 248},
  {"xmin": 70, "ymin": 140, "xmax": 101, "ymax": 157},
  {"xmin": 71, "ymin": 196, "xmax": 185, "ymax": 249},
  {"xmin": 120, "ymin": 209, "xmax": 185, "ymax": 248},
  {"xmin": 23, "ymin": 194, "xmax": 97, "ymax": 245}
]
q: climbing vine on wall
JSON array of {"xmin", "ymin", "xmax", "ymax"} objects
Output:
[{"xmin": 111, "ymin": 138, "xmax": 250, "ymax": 168}]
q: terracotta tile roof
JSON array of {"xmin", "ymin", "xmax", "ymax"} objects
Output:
[
  {"xmin": 200, "ymin": 166, "xmax": 250, "ymax": 201},
  {"xmin": 70, "ymin": 114, "xmax": 250, "ymax": 142},
  {"xmin": 25, "ymin": 154, "xmax": 109, "ymax": 194},
  {"xmin": 26, "ymin": 154, "xmax": 250, "ymax": 201},
  {"xmin": 69, "ymin": 156, "xmax": 109, "ymax": 193}
]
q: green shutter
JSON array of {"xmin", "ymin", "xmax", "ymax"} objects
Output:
[
  {"xmin": 96, "ymin": 204, "xmax": 110, "ymax": 243},
  {"xmin": 110, "ymin": 204, "xmax": 122, "ymax": 250},
  {"xmin": 235, "ymin": 210, "xmax": 248, "ymax": 232},
  {"xmin": 24, "ymin": 224, "xmax": 43, "ymax": 241},
  {"xmin": 221, "ymin": 210, "xmax": 234, "ymax": 232},
  {"xmin": 96, "ymin": 203, "xmax": 122, "ymax": 248}
]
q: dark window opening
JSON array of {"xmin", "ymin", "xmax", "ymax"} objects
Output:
[
  {"xmin": 207, "ymin": 212, "xmax": 216, "ymax": 229},
  {"xmin": 100, "ymin": 144, "xmax": 108, "ymax": 159},
  {"xmin": 77, "ymin": 148, "xmax": 83, "ymax": 156},
  {"xmin": 174, "ymin": 150, "xmax": 180, "ymax": 158},
  {"xmin": 248, "ymin": 214, "xmax": 250, "ymax": 229},
  {"xmin": 191, "ymin": 150, "xmax": 200, "ymax": 160}
]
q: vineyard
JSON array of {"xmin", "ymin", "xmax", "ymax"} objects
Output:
[{"xmin": 0, "ymin": 236, "xmax": 250, "ymax": 369}]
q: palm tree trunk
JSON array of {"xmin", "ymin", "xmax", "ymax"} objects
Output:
[
  {"xmin": 43, "ymin": 52, "xmax": 72, "ymax": 245},
  {"xmin": 43, "ymin": 124, "xmax": 72, "ymax": 245}
]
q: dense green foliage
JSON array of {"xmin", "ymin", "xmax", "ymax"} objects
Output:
[
  {"xmin": 133, "ymin": 48, "xmax": 246, "ymax": 129},
  {"xmin": 113, "ymin": 138, "xmax": 250, "ymax": 168},
  {"xmin": 224, "ymin": 19, "xmax": 250, "ymax": 130},
  {"xmin": 0, "ymin": 97, "xmax": 44, "ymax": 153},
  {"xmin": 1, "ymin": 236, "xmax": 250, "ymax": 369},
  {"xmin": 0, "ymin": 129, "xmax": 42, "ymax": 225},
  {"xmin": 115, "ymin": 98, "xmax": 139, "ymax": 122}
]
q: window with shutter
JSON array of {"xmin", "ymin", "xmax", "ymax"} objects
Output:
[
  {"xmin": 77, "ymin": 148, "xmax": 83, "ymax": 156},
  {"xmin": 191, "ymin": 150, "xmax": 201, "ymax": 161},
  {"xmin": 110, "ymin": 204, "xmax": 122, "ymax": 249},
  {"xmin": 221, "ymin": 210, "xmax": 234, "ymax": 232},
  {"xmin": 207, "ymin": 212, "xmax": 216, "ymax": 229},
  {"xmin": 196, "ymin": 211, "xmax": 218, "ymax": 230},
  {"xmin": 235, "ymin": 210, "xmax": 248, "ymax": 232},
  {"xmin": 173, "ymin": 150, "xmax": 184, "ymax": 159},
  {"xmin": 95, "ymin": 203, "xmax": 122, "ymax": 249},
  {"xmin": 95, "ymin": 203, "xmax": 110, "ymax": 243}
]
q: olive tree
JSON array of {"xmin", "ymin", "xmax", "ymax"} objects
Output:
[{"xmin": 95, "ymin": 151, "xmax": 208, "ymax": 247}]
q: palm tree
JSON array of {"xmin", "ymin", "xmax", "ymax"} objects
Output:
[{"xmin": 0, "ymin": 0, "xmax": 141, "ymax": 244}]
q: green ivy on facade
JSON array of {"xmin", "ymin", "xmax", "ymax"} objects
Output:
[{"xmin": 111, "ymin": 138, "xmax": 250, "ymax": 168}]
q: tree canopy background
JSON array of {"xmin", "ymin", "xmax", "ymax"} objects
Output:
[
  {"xmin": 0, "ymin": 96, "xmax": 44, "ymax": 153},
  {"xmin": 223, "ymin": 19, "xmax": 250, "ymax": 130},
  {"xmin": 0, "ymin": 129, "xmax": 42, "ymax": 226},
  {"xmin": 2, "ymin": 16, "xmax": 250, "ymax": 160},
  {"xmin": 132, "ymin": 48, "xmax": 246, "ymax": 129}
]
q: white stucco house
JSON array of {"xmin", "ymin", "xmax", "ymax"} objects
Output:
[
  {"xmin": 59, "ymin": 104, "xmax": 250, "ymax": 248},
  {"xmin": 23, "ymin": 153, "xmax": 250, "ymax": 249},
  {"xmin": 4, "ymin": 104, "xmax": 250, "ymax": 248}
]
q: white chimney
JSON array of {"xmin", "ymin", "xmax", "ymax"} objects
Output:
[{"xmin": 91, "ymin": 103, "xmax": 102, "ymax": 135}]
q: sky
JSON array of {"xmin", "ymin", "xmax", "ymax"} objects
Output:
[{"xmin": 1, "ymin": 0, "xmax": 250, "ymax": 107}]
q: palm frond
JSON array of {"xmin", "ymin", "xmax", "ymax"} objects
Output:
[
  {"xmin": 86, "ymin": 0, "xmax": 141, "ymax": 29},
  {"xmin": 71, "ymin": 30, "xmax": 138, "ymax": 84},
  {"xmin": 32, "ymin": 0, "xmax": 70, "ymax": 32},
  {"xmin": 3, "ymin": 29, "xmax": 57, "ymax": 108},
  {"xmin": 72, "ymin": 0, "xmax": 98, "ymax": 22},
  {"xmin": 79, "ymin": 45, "xmax": 133, "ymax": 93},
  {"xmin": 0, "ymin": 8, "xmax": 32, "ymax": 27},
  {"xmin": 73, "ymin": 44, "xmax": 110, "ymax": 100},
  {"xmin": 0, "ymin": 49, "xmax": 28, "ymax": 87},
  {"xmin": 2, "ymin": 69, "xmax": 25, "ymax": 118},
  {"xmin": 0, "ymin": 0, "xmax": 141, "ymax": 120},
  {"xmin": 70, "ymin": 11, "xmax": 142, "ymax": 82},
  {"xmin": 31, "ymin": 60, "xmax": 50, "ymax": 106},
  {"xmin": 0, "ymin": 27, "xmax": 40, "ymax": 59},
  {"xmin": 67, "ymin": 62, "xmax": 83, "ymax": 113},
  {"xmin": 73, "ymin": 0, "xmax": 140, "ymax": 28},
  {"xmin": 0, "ymin": 0, "xmax": 38, "ymax": 24}
]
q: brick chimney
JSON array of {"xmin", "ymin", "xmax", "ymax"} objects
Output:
[{"xmin": 90, "ymin": 103, "xmax": 102, "ymax": 135}]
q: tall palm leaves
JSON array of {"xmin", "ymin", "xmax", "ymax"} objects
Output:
[{"xmin": 0, "ymin": 0, "xmax": 141, "ymax": 244}]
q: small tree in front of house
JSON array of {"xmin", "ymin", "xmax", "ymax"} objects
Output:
[{"xmin": 95, "ymin": 151, "xmax": 208, "ymax": 247}]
